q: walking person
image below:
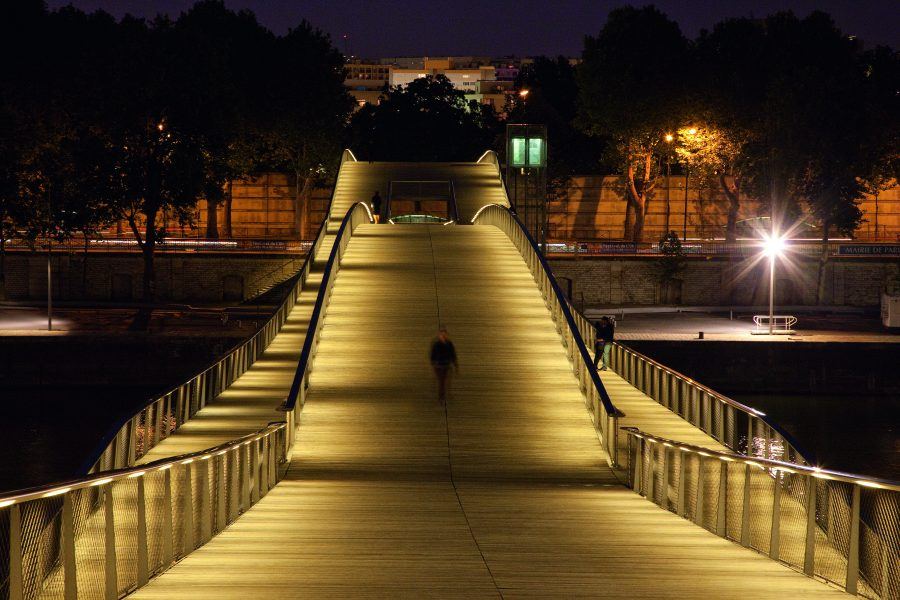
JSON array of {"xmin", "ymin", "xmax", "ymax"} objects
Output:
[
  {"xmin": 371, "ymin": 190, "xmax": 382, "ymax": 223},
  {"xmin": 593, "ymin": 316, "xmax": 615, "ymax": 371},
  {"xmin": 430, "ymin": 327, "xmax": 458, "ymax": 404}
]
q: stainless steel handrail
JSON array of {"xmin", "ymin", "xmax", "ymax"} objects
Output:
[
  {"xmin": 0, "ymin": 423, "xmax": 288, "ymax": 600},
  {"xmin": 622, "ymin": 427, "xmax": 899, "ymax": 598},
  {"xmin": 80, "ymin": 150, "xmax": 359, "ymax": 476},
  {"xmin": 472, "ymin": 203, "xmax": 624, "ymax": 466},
  {"xmin": 281, "ymin": 202, "xmax": 374, "ymax": 425}
]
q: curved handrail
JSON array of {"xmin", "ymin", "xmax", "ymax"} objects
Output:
[
  {"xmin": 608, "ymin": 340, "xmax": 811, "ymax": 464},
  {"xmin": 80, "ymin": 149, "xmax": 359, "ymax": 475},
  {"xmin": 472, "ymin": 203, "xmax": 625, "ymax": 466},
  {"xmin": 283, "ymin": 201, "xmax": 374, "ymax": 414}
]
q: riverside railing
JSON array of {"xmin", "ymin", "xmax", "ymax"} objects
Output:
[
  {"xmin": 0, "ymin": 423, "xmax": 288, "ymax": 600},
  {"xmin": 622, "ymin": 428, "xmax": 899, "ymax": 599},
  {"xmin": 607, "ymin": 342, "xmax": 809, "ymax": 465},
  {"xmin": 81, "ymin": 149, "xmax": 359, "ymax": 476},
  {"xmin": 472, "ymin": 203, "xmax": 624, "ymax": 466}
]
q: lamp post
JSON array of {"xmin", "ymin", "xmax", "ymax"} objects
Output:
[
  {"xmin": 762, "ymin": 232, "xmax": 786, "ymax": 334},
  {"xmin": 664, "ymin": 134, "xmax": 673, "ymax": 233},
  {"xmin": 682, "ymin": 128, "xmax": 697, "ymax": 240}
]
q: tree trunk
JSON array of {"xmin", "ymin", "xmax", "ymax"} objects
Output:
[
  {"xmin": 223, "ymin": 180, "xmax": 233, "ymax": 238},
  {"xmin": 623, "ymin": 201, "xmax": 635, "ymax": 240},
  {"xmin": 293, "ymin": 173, "xmax": 313, "ymax": 238},
  {"xmin": 625, "ymin": 157, "xmax": 650, "ymax": 243},
  {"xmin": 816, "ymin": 219, "xmax": 831, "ymax": 305},
  {"xmin": 720, "ymin": 173, "xmax": 740, "ymax": 243},
  {"xmin": 206, "ymin": 199, "xmax": 219, "ymax": 239}
]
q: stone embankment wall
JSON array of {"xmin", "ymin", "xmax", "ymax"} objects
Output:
[
  {"xmin": 549, "ymin": 256, "xmax": 900, "ymax": 307},
  {"xmin": 1, "ymin": 253, "xmax": 293, "ymax": 303},
  {"xmin": 2, "ymin": 251, "xmax": 897, "ymax": 307}
]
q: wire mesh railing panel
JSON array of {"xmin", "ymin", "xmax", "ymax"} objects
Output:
[
  {"xmin": 70, "ymin": 487, "xmax": 105, "ymax": 600},
  {"xmin": 21, "ymin": 498, "xmax": 63, "ymax": 599},
  {"xmin": 698, "ymin": 457, "xmax": 720, "ymax": 533},
  {"xmin": 725, "ymin": 462, "xmax": 746, "ymax": 542},
  {"xmin": 747, "ymin": 466, "xmax": 775, "ymax": 556},
  {"xmin": 111, "ymin": 478, "xmax": 139, "ymax": 596},
  {"xmin": 776, "ymin": 471, "xmax": 808, "ymax": 571},
  {"xmin": 860, "ymin": 487, "xmax": 899, "ymax": 599},
  {"xmin": 143, "ymin": 470, "xmax": 167, "ymax": 577},
  {"xmin": 683, "ymin": 453, "xmax": 700, "ymax": 523}
]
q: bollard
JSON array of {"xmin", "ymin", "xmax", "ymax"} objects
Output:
[{"xmin": 698, "ymin": 331, "xmax": 704, "ymax": 339}]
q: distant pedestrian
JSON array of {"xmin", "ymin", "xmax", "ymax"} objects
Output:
[
  {"xmin": 593, "ymin": 316, "xmax": 615, "ymax": 371},
  {"xmin": 430, "ymin": 327, "xmax": 458, "ymax": 404},
  {"xmin": 371, "ymin": 190, "xmax": 382, "ymax": 223}
]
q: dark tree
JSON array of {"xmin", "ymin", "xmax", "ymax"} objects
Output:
[
  {"xmin": 349, "ymin": 75, "xmax": 499, "ymax": 162},
  {"xmin": 578, "ymin": 6, "xmax": 690, "ymax": 241}
]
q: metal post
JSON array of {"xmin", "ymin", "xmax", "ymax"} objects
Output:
[
  {"xmin": 695, "ymin": 455, "xmax": 705, "ymax": 527},
  {"xmin": 47, "ymin": 240, "xmax": 53, "ymax": 331},
  {"xmin": 716, "ymin": 460, "xmax": 727, "ymax": 536},
  {"xmin": 104, "ymin": 485, "xmax": 118, "ymax": 600},
  {"xmin": 846, "ymin": 485, "xmax": 860, "ymax": 595},
  {"xmin": 161, "ymin": 468, "xmax": 174, "ymax": 567},
  {"xmin": 770, "ymin": 471, "xmax": 782, "ymax": 560},
  {"xmin": 62, "ymin": 492, "xmax": 77, "ymax": 600},
  {"xmin": 136, "ymin": 477, "xmax": 149, "ymax": 587},
  {"xmin": 804, "ymin": 475, "xmax": 817, "ymax": 575},
  {"xmin": 677, "ymin": 452, "xmax": 687, "ymax": 517},
  {"xmin": 682, "ymin": 167, "xmax": 689, "ymax": 240},
  {"xmin": 199, "ymin": 459, "xmax": 212, "ymax": 543},
  {"xmin": 769, "ymin": 254, "xmax": 775, "ymax": 335},
  {"xmin": 740, "ymin": 463, "xmax": 752, "ymax": 547},
  {"xmin": 9, "ymin": 504, "xmax": 24, "ymax": 600}
]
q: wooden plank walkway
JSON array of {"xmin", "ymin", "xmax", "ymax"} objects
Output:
[{"xmin": 132, "ymin": 225, "xmax": 842, "ymax": 598}]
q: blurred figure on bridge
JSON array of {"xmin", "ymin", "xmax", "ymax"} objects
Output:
[
  {"xmin": 371, "ymin": 190, "xmax": 382, "ymax": 223},
  {"xmin": 430, "ymin": 327, "xmax": 458, "ymax": 405},
  {"xmin": 593, "ymin": 316, "xmax": 615, "ymax": 371}
]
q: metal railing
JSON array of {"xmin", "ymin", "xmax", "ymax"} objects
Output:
[
  {"xmin": 81, "ymin": 149, "xmax": 360, "ymax": 476},
  {"xmin": 622, "ymin": 428, "xmax": 899, "ymax": 598},
  {"xmin": 545, "ymin": 239, "xmax": 900, "ymax": 258},
  {"xmin": 0, "ymin": 423, "xmax": 288, "ymax": 600},
  {"xmin": 281, "ymin": 202, "xmax": 374, "ymax": 431},
  {"xmin": 472, "ymin": 204, "xmax": 624, "ymax": 466},
  {"xmin": 5, "ymin": 237, "xmax": 313, "ymax": 254},
  {"xmin": 607, "ymin": 341, "xmax": 809, "ymax": 465}
]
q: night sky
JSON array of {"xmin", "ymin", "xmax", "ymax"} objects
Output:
[{"xmin": 46, "ymin": 0, "xmax": 898, "ymax": 57}]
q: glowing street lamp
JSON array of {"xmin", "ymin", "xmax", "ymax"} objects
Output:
[{"xmin": 761, "ymin": 231, "xmax": 786, "ymax": 334}]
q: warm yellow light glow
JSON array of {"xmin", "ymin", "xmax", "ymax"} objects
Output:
[
  {"xmin": 90, "ymin": 478, "xmax": 113, "ymax": 487},
  {"xmin": 687, "ymin": 127, "xmax": 697, "ymax": 135},
  {"xmin": 858, "ymin": 480, "xmax": 882, "ymax": 488},
  {"xmin": 762, "ymin": 233, "xmax": 786, "ymax": 258},
  {"xmin": 518, "ymin": 89, "xmax": 530, "ymax": 98},
  {"xmin": 127, "ymin": 471, "xmax": 146, "ymax": 479},
  {"xmin": 44, "ymin": 487, "xmax": 71, "ymax": 498},
  {"xmin": 0, "ymin": 499, "xmax": 14, "ymax": 508},
  {"xmin": 664, "ymin": 133, "xmax": 674, "ymax": 143}
]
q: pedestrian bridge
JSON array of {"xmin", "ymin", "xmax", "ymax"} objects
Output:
[{"xmin": 1, "ymin": 151, "xmax": 896, "ymax": 599}]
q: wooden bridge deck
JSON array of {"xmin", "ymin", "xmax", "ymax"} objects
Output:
[{"xmin": 132, "ymin": 225, "xmax": 842, "ymax": 598}]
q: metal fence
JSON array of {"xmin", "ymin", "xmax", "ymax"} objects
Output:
[
  {"xmin": 472, "ymin": 203, "xmax": 624, "ymax": 466},
  {"xmin": 545, "ymin": 239, "xmax": 900, "ymax": 258},
  {"xmin": 4, "ymin": 238, "xmax": 313, "ymax": 254},
  {"xmin": 622, "ymin": 428, "xmax": 899, "ymax": 599},
  {"xmin": 608, "ymin": 342, "xmax": 809, "ymax": 465},
  {"xmin": 0, "ymin": 424, "xmax": 287, "ymax": 600},
  {"xmin": 81, "ymin": 149, "xmax": 361, "ymax": 476}
]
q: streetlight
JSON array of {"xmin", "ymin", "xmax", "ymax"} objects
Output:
[
  {"xmin": 664, "ymin": 134, "xmax": 673, "ymax": 233},
  {"xmin": 761, "ymin": 231, "xmax": 786, "ymax": 334},
  {"xmin": 518, "ymin": 89, "xmax": 530, "ymax": 99}
]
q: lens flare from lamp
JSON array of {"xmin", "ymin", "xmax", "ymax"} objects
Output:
[{"xmin": 762, "ymin": 234, "xmax": 786, "ymax": 258}]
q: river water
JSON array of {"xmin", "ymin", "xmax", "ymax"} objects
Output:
[{"xmin": 732, "ymin": 393, "xmax": 899, "ymax": 481}]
